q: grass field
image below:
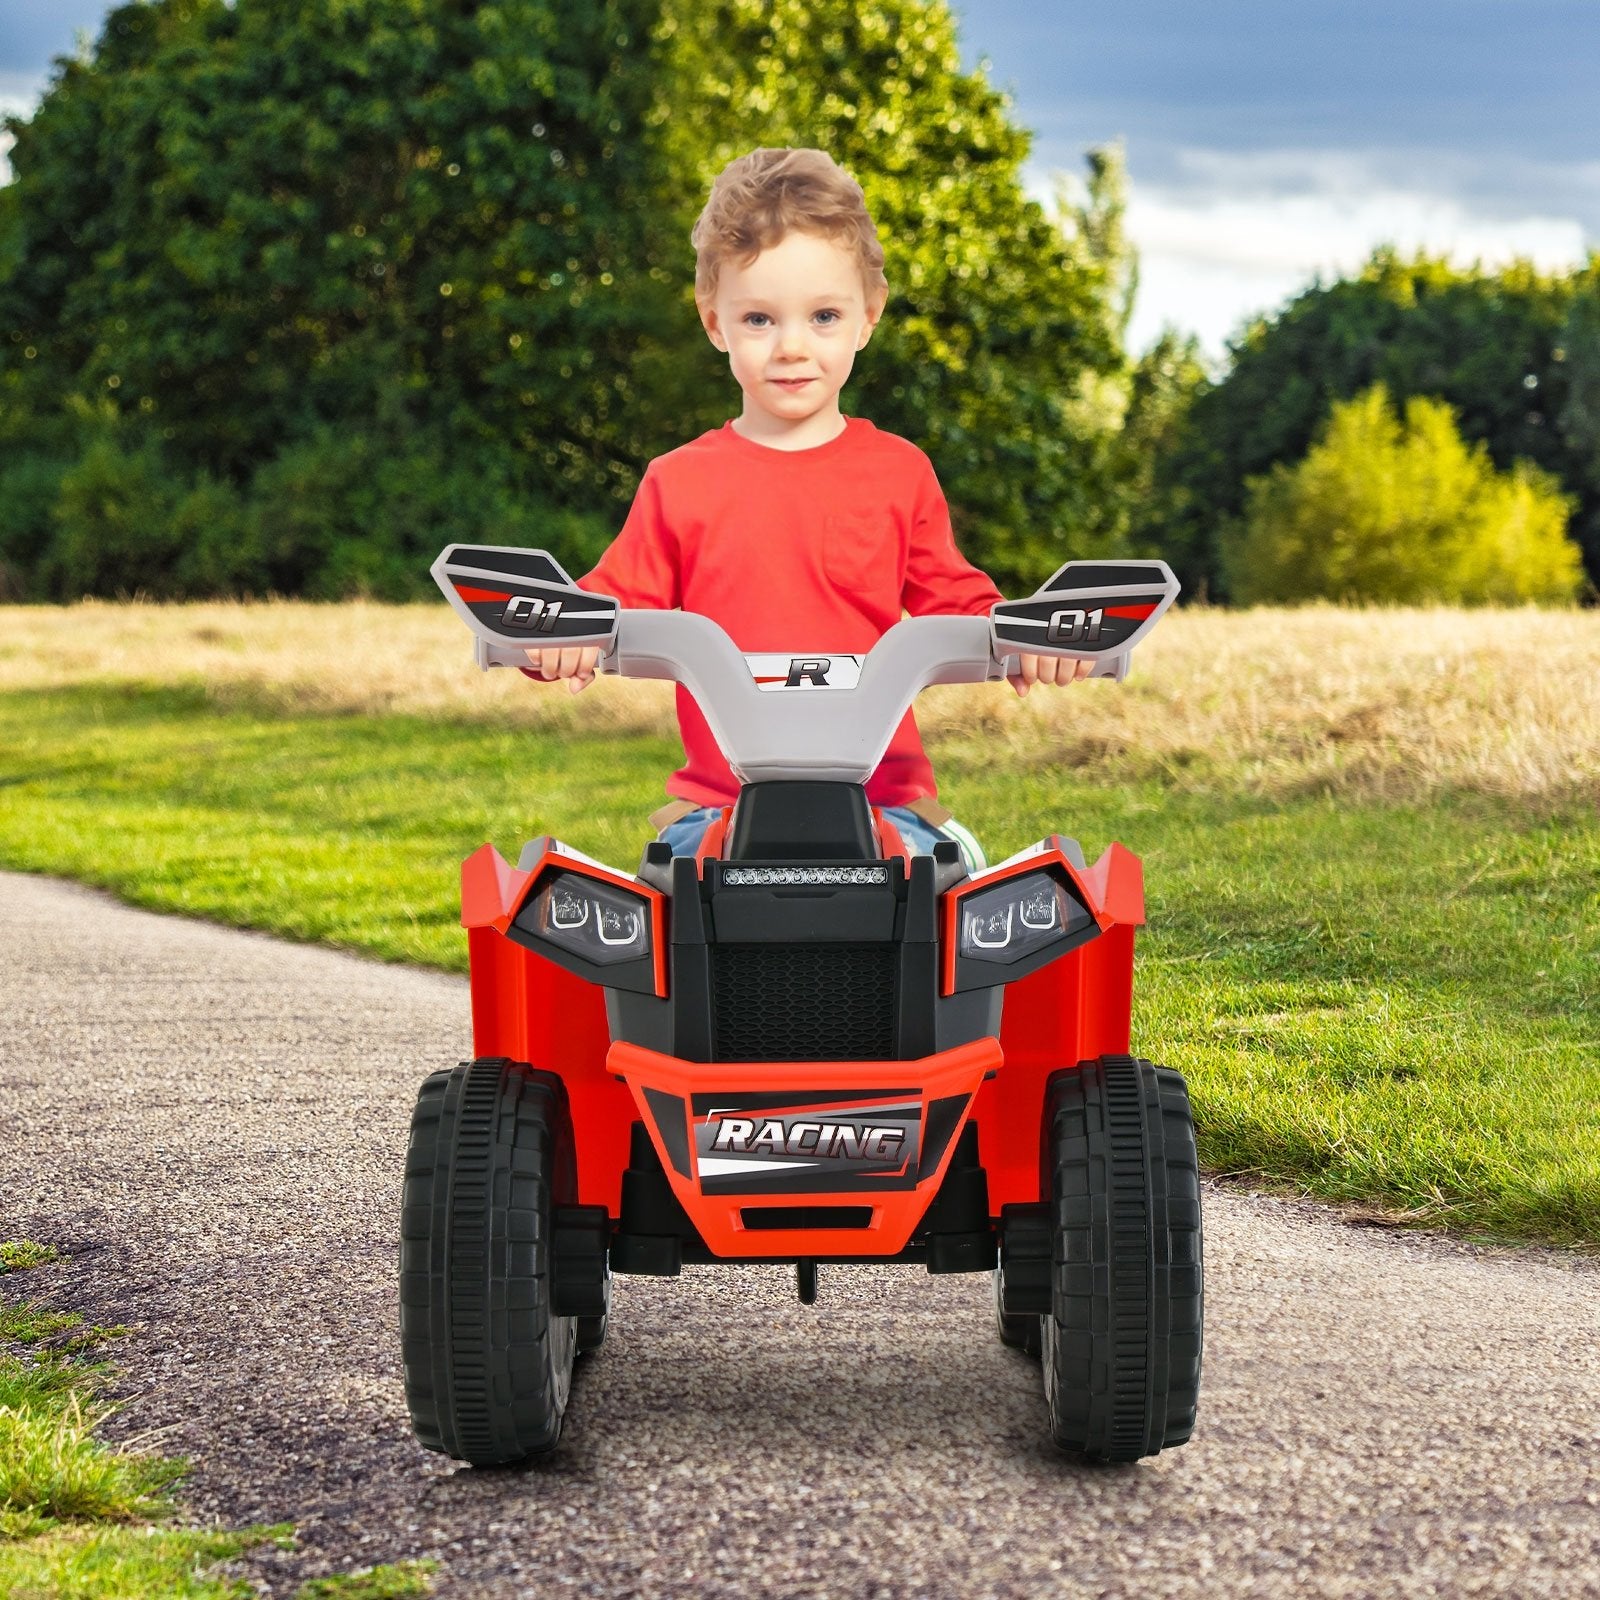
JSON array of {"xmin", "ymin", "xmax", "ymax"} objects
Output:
[{"xmin": 1, "ymin": 601, "xmax": 1597, "ymax": 1245}]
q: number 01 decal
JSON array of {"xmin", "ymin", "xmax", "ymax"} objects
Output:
[
  {"xmin": 1046, "ymin": 607, "xmax": 1104, "ymax": 645},
  {"xmin": 502, "ymin": 595, "xmax": 565, "ymax": 632}
]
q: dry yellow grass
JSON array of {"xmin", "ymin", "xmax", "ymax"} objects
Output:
[{"xmin": 2, "ymin": 599, "xmax": 1597, "ymax": 805}]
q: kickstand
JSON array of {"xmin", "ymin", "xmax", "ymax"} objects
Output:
[{"xmin": 796, "ymin": 1259, "xmax": 818, "ymax": 1305}]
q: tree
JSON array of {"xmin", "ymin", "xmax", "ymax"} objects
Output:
[
  {"xmin": 1143, "ymin": 251, "xmax": 1590, "ymax": 598},
  {"xmin": 1, "ymin": 0, "xmax": 673, "ymax": 596},
  {"xmin": 1221, "ymin": 383, "xmax": 1582, "ymax": 605},
  {"xmin": 1110, "ymin": 327, "xmax": 1209, "ymax": 573},
  {"xmin": 1555, "ymin": 260, "xmax": 1600, "ymax": 582}
]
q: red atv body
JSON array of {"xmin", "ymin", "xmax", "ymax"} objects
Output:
[
  {"xmin": 398, "ymin": 548, "xmax": 1203, "ymax": 1467},
  {"xmin": 461, "ymin": 832, "xmax": 1142, "ymax": 1257}
]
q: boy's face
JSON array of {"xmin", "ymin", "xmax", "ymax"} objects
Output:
[{"xmin": 699, "ymin": 230, "xmax": 884, "ymax": 442}]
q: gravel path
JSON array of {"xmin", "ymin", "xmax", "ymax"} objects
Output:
[{"xmin": 1, "ymin": 868, "xmax": 1597, "ymax": 1599}]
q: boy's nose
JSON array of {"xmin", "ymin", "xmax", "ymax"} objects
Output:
[{"xmin": 776, "ymin": 323, "xmax": 808, "ymax": 357}]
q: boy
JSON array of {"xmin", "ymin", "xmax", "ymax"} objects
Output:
[{"xmin": 527, "ymin": 147, "xmax": 1085, "ymax": 863}]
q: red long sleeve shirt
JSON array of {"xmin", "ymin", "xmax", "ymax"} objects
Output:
[{"xmin": 579, "ymin": 417, "xmax": 1002, "ymax": 808}]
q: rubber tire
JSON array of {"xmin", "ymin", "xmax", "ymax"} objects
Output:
[
  {"xmin": 992, "ymin": 1265, "xmax": 1042, "ymax": 1357},
  {"xmin": 399, "ymin": 1058, "xmax": 577, "ymax": 1465},
  {"xmin": 1041, "ymin": 1055, "xmax": 1203, "ymax": 1462}
]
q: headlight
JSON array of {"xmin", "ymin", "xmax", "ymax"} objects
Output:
[
  {"xmin": 944, "ymin": 861, "xmax": 1102, "ymax": 992},
  {"xmin": 957, "ymin": 872, "xmax": 1094, "ymax": 966},
  {"xmin": 506, "ymin": 867, "xmax": 661, "ymax": 993},
  {"xmin": 526, "ymin": 872, "xmax": 650, "ymax": 964}
]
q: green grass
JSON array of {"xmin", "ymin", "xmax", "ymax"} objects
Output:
[
  {"xmin": 0, "ymin": 1524, "xmax": 286, "ymax": 1598},
  {"xmin": 1, "ymin": 1281, "xmax": 178, "ymax": 1545},
  {"xmin": 0, "ymin": 1245, "xmax": 63, "ymax": 1275},
  {"xmin": 0, "ymin": 1304, "xmax": 87, "ymax": 1347},
  {"xmin": 1, "ymin": 683, "xmax": 1596, "ymax": 1245},
  {"xmin": 294, "ymin": 1563, "xmax": 437, "ymax": 1599}
]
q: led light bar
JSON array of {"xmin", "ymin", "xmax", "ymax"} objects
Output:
[{"xmin": 722, "ymin": 866, "xmax": 889, "ymax": 886}]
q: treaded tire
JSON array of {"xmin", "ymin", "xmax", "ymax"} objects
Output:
[
  {"xmin": 1042, "ymin": 1055, "xmax": 1203, "ymax": 1462},
  {"xmin": 399, "ymin": 1058, "xmax": 577, "ymax": 1465}
]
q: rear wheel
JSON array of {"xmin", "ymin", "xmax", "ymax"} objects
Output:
[
  {"xmin": 399, "ymin": 1058, "xmax": 577, "ymax": 1465},
  {"xmin": 1042, "ymin": 1055, "xmax": 1203, "ymax": 1461}
]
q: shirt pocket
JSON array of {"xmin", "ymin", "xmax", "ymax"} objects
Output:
[{"xmin": 822, "ymin": 510, "xmax": 901, "ymax": 599}]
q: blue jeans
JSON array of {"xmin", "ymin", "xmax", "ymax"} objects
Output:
[{"xmin": 657, "ymin": 804, "xmax": 986, "ymax": 872}]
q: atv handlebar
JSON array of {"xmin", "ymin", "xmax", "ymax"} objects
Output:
[{"xmin": 433, "ymin": 547, "xmax": 1179, "ymax": 787}]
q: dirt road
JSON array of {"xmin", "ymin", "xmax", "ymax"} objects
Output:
[{"xmin": 1, "ymin": 869, "xmax": 1596, "ymax": 1599}]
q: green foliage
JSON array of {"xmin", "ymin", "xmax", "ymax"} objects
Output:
[
  {"xmin": 1, "ymin": 1306, "xmax": 175, "ymax": 1541},
  {"xmin": 244, "ymin": 432, "xmax": 613, "ymax": 600},
  {"xmin": 0, "ymin": 1305, "xmax": 79, "ymax": 1345},
  {"xmin": 1148, "ymin": 250, "xmax": 1599, "ymax": 597},
  {"xmin": 650, "ymin": 0, "xmax": 1129, "ymax": 588},
  {"xmin": 1222, "ymin": 384, "xmax": 1582, "ymax": 605},
  {"xmin": 0, "ymin": 1388, "xmax": 181, "ymax": 1533},
  {"xmin": 0, "ymin": 451, "xmax": 72, "ymax": 600},
  {"xmin": 1556, "ymin": 261, "xmax": 1600, "ymax": 577},
  {"xmin": 1110, "ymin": 328, "xmax": 1209, "ymax": 562},
  {"xmin": 1, "ymin": 0, "xmax": 674, "ymax": 597}
]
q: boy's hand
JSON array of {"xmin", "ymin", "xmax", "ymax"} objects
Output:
[
  {"xmin": 1010, "ymin": 651, "xmax": 1092, "ymax": 697},
  {"xmin": 523, "ymin": 645, "xmax": 601, "ymax": 693}
]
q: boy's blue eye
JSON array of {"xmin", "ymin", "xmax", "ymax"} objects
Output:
[
  {"xmin": 814, "ymin": 309, "xmax": 841, "ymax": 325},
  {"xmin": 743, "ymin": 313, "xmax": 771, "ymax": 327}
]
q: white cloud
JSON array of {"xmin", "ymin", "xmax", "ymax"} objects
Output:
[
  {"xmin": 0, "ymin": 86, "xmax": 42, "ymax": 186},
  {"xmin": 1040, "ymin": 146, "xmax": 1596, "ymax": 360}
]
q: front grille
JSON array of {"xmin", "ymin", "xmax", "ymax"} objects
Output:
[{"xmin": 711, "ymin": 944, "xmax": 897, "ymax": 1061}]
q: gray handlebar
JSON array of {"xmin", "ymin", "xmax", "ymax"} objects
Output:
[
  {"xmin": 612, "ymin": 612, "xmax": 999, "ymax": 785},
  {"xmin": 443, "ymin": 547, "xmax": 1178, "ymax": 784}
]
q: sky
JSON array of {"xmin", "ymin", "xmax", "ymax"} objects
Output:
[{"xmin": 3, "ymin": 0, "xmax": 1596, "ymax": 358}]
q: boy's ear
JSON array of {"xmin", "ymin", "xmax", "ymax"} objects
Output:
[
  {"xmin": 856, "ymin": 288, "xmax": 888, "ymax": 351},
  {"xmin": 699, "ymin": 299, "xmax": 729, "ymax": 353}
]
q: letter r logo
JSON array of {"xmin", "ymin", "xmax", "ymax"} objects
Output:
[{"xmin": 785, "ymin": 658, "xmax": 832, "ymax": 687}]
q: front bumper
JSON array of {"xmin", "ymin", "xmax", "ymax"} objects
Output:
[{"xmin": 609, "ymin": 1036, "xmax": 1002, "ymax": 1258}]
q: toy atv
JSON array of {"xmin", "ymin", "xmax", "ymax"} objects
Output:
[{"xmin": 399, "ymin": 548, "xmax": 1202, "ymax": 1466}]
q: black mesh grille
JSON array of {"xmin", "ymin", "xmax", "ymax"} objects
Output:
[{"xmin": 711, "ymin": 944, "xmax": 897, "ymax": 1061}]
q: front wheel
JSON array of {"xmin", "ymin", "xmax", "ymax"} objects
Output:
[
  {"xmin": 1042, "ymin": 1055, "xmax": 1203, "ymax": 1461},
  {"xmin": 399, "ymin": 1058, "xmax": 577, "ymax": 1465}
]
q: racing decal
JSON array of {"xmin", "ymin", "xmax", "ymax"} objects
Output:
[
  {"xmin": 684, "ymin": 1089, "xmax": 922, "ymax": 1194},
  {"xmin": 990, "ymin": 558, "xmax": 1179, "ymax": 657},
  {"xmin": 991, "ymin": 592, "xmax": 1165, "ymax": 654},
  {"xmin": 432, "ymin": 545, "xmax": 620, "ymax": 646},
  {"xmin": 446, "ymin": 574, "xmax": 618, "ymax": 641},
  {"xmin": 742, "ymin": 653, "xmax": 864, "ymax": 692}
]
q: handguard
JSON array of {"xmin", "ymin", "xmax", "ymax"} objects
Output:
[
  {"xmin": 431, "ymin": 544, "xmax": 620, "ymax": 669},
  {"xmin": 990, "ymin": 560, "xmax": 1180, "ymax": 683}
]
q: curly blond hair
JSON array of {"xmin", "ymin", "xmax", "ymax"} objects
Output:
[{"xmin": 691, "ymin": 147, "xmax": 888, "ymax": 307}]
